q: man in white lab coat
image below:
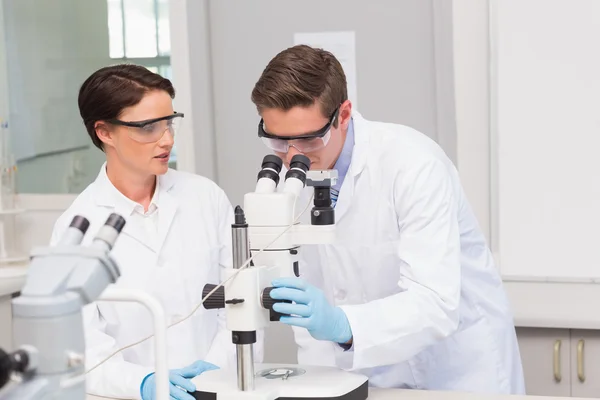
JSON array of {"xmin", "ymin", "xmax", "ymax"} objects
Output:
[
  {"xmin": 50, "ymin": 65, "xmax": 260, "ymax": 400},
  {"xmin": 251, "ymin": 45, "xmax": 525, "ymax": 394}
]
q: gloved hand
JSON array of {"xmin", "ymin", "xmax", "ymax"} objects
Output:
[
  {"xmin": 270, "ymin": 277, "xmax": 353, "ymax": 344},
  {"xmin": 140, "ymin": 360, "xmax": 219, "ymax": 400}
]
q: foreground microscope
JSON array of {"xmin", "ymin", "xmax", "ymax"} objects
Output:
[
  {"xmin": 197, "ymin": 154, "xmax": 368, "ymax": 400},
  {"xmin": 0, "ymin": 214, "xmax": 128, "ymax": 399}
]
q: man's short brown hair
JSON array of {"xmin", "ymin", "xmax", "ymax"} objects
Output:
[{"xmin": 251, "ymin": 45, "xmax": 347, "ymax": 123}]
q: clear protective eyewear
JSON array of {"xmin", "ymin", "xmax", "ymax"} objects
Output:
[
  {"xmin": 108, "ymin": 112, "xmax": 184, "ymax": 143},
  {"xmin": 258, "ymin": 107, "xmax": 339, "ymax": 153}
]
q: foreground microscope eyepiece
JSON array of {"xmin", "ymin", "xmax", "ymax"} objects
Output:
[
  {"xmin": 93, "ymin": 213, "xmax": 127, "ymax": 252},
  {"xmin": 59, "ymin": 215, "xmax": 91, "ymax": 245}
]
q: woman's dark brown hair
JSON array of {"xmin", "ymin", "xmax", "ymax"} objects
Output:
[{"xmin": 78, "ymin": 64, "xmax": 175, "ymax": 150}]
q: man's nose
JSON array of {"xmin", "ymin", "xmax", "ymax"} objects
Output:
[{"xmin": 285, "ymin": 145, "xmax": 302, "ymax": 165}]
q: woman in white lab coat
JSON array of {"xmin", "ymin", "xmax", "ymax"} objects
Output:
[
  {"xmin": 50, "ymin": 65, "xmax": 253, "ymax": 400},
  {"xmin": 251, "ymin": 45, "xmax": 525, "ymax": 394}
]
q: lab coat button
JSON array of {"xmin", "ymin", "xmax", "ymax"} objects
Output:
[{"xmin": 335, "ymin": 289, "xmax": 347, "ymax": 300}]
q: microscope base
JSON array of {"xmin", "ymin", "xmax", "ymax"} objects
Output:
[{"xmin": 191, "ymin": 363, "xmax": 368, "ymax": 400}]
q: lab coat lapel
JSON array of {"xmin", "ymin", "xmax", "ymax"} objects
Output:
[
  {"xmin": 155, "ymin": 172, "xmax": 179, "ymax": 256},
  {"xmin": 118, "ymin": 207, "xmax": 155, "ymax": 252},
  {"xmin": 333, "ymin": 111, "xmax": 370, "ymax": 223},
  {"xmin": 333, "ymin": 174, "xmax": 353, "ymax": 223},
  {"xmin": 92, "ymin": 164, "xmax": 155, "ymax": 252}
]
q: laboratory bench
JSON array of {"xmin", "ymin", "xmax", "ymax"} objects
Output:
[
  {"xmin": 5, "ymin": 265, "xmax": 600, "ymax": 398},
  {"xmin": 86, "ymin": 387, "xmax": 586, "ymax": 399}
]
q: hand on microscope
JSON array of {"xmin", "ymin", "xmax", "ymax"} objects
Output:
[
  {"xmin": 270, "ymin": 277, "xmax": 353, "ymax": 345},
  {"xmin": 140, "ymin": 360, "xmax": 219, "ymax": 400}
]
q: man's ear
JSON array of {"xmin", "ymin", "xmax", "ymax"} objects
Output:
[
  {"xmin": 338, "ymin": 100, "xmax": 353, "ymax": 130},
  {"xmin": 94, "ymin": 121, "xmax": 115, "ymax": 148}
]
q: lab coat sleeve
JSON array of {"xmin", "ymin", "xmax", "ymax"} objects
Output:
[
  {"xmin": 50, "ymin": 218, "xmax": 153, "ymax": 399},
  {"xmin": 204, "ymin": 189, "xmax": 265, "ymax": 370},
  {"xmin": 337, "ymin": 159, "xmax": 461, "ymax": 370},
  {"xmin": 293, "ymin": 325, "xmax": 338, "ymax": 367},
  {"xmin": 83, "ymin": 305, "xmax": 154, "ymax": 399}
]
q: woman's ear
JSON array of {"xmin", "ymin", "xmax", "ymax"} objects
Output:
[{"xmin": 95, "ymin": 121, "xmax": 115, "ymax": 148}]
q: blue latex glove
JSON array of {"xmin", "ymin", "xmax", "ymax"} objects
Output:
[
  {"xmin": 140, "ymin": 360, "xmax": 219, "ymax": 400},
  {"xmin": 270, "ymin": 277, "xmax": 353, "ymax": 344}
]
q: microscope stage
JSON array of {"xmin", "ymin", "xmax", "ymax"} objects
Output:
[{"xmin": 191, "ymin": 363, "xmax": 368, "ymax": 400}]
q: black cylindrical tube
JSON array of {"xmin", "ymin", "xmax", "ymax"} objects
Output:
[
  {"xmin": 289, "ymin": 154, "xmax": 310, "ymax": 172},
  {"xmin": 69, "ymin": 216, "xmax": 90, "ymax": 234},
  {"xmin": 105, "ymin": 213, "xmax": 126, "ymax": 233}
]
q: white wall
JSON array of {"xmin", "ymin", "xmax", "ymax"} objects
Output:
[
  {"xmin": 0, "ymin": 0, "xmax": 8, "ymax": 134},
  {"xmin": 452, "ymin": 1, "xmax": 600, "ymax": 333},
  {"xmin": 492, "ymin": 0, "xmax": 600, "ymax": 280},
  {"xmin": 452, "ymin": 0, "xmax": 492, "ymax": 246}
]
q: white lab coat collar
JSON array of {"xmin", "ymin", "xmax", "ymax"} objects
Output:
[
  {"xmin": 347, "ymin": 110, "xmax": 371, "ymax": 178},
  {"xmin": 333, "ymin": 110, "xmax": 371, "ymax": 222},
  {"xmin": 92, "ymin": 163, "xmax": 179, "ymax": 254}
]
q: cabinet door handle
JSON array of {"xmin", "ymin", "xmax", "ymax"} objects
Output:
[
  {"xmin": 578, "ymin": 339, "xmax": 586, "ymax": 382},
  {"xmin": 554, "ymin": 339, "xmax": 562, "ymax": 382}
]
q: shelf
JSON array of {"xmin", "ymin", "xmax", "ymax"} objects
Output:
[
  {"xmin": 505, "ymin": 280, "xmax": 600, "ymax": 330},
  {"xmin": 0, "ymin": 255, "xmax": 29, "ymax": 265},
  {"xmin": 0, "ymin": 208, "xmax": 25, "ymax": 216}
]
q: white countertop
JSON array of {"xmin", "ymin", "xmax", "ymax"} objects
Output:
[
  {"xmin": 87, "ymin": 387, "xmax": 581, "ymax": 399},
  {"xmin": 366, "ymin": 388, "xmax": 580, "ymax": 399},
  {"xmin": 0, "ymin": 265, "xmax": 27, "ymax": 296}
]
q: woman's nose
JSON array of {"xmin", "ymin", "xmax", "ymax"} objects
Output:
[{"xmin": 159, "ymin": 128, "xmax": 175, "ymax": 147}]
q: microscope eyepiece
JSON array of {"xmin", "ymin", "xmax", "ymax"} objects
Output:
[
  {"xmin": 257, "ymin": 155, "xmax": 283, "ymax": 187},
  {"xmin": 261, "ymin": 154, "xmax": 283, "ymax": 173},
  {"xmin": 285, "ymin": 154, "xmax": 311, "ymax": 185},
  {"xmin": 91, "ymin": 213, "xmax": 127, "ymax": 251},
  {"xmin": 59, "ymin": 216, "xmax": 91, "ymax": 245},
  {"xmin": 69, "ymin": 215, "xmax": 90, "ymax": 234},
  {"xmin": 105, "ymin": 213, "xmax": 126, "ymax": 233},
  {"xmin": 289, "ymin": 154, "xmax": 310, "ymax": 172}
]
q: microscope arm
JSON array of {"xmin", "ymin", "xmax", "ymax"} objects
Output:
[{"xmin": 95, "ymin": 286, "xmax": 169, "ymax": 400}]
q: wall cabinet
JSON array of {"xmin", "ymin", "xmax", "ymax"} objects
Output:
[{"xmin": 518, "ymin": 328, "xmax": 600, "ymax": 397}]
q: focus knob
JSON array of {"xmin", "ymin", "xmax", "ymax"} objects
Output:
[
  {"xmin": 261, "ymin": 287, "xmax": 291, "ymax": 321},
  {"xmin": 202, "ymin": 284, "xmax": 225, "ymax": 310}
]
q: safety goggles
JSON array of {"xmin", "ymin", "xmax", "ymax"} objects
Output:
[
  {"xmin": 107, "ymin": 112, "xmax": 184, "ymax": 143},
  {"xmin": 258, "ymin": 108, "xmax": 339, "ymax": 153}
]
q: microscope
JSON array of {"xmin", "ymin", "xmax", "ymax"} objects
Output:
[
  {"xmin": 195, "ymin": 154, "xmax": 368, "ymax": 400},
  {"xmin": 0, "ymin": 214, "xmax": 127, "ymax": 399}
]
